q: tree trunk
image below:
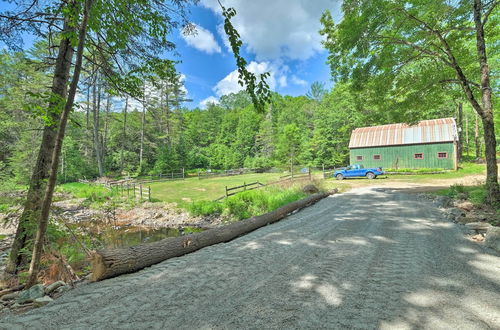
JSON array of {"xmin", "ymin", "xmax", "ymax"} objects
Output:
[
  {"xmin": 465, "ymin": 114, "xmax": 469, "ymax": 155},
  {"xmin": 84, "ymin": 84, "xmax": 91, "ymax": 157},
  {"xmin": 5, "ymin": 18, "xmax": 75, "ymax": 275},
  {"xmin": 91, "ymin": 190, "xmax": 336, "ymax": 281},
  {"xmin": 457, "ymin": 102, "xmax": 463, "ymax": 163},
  {"xmin": 475, "ymin": 114, "xmax": 481, "ymax": 159},
  {"xmin": 26, "ymin": 0, "xmax": 93, "ymax": 287},
  {"xmin": 473, "ymin": 0, "xmax": 500, "ymax": 204},
  {"xmin": 139, "ymin": 85, "xmax": 146, "ymax": 173},
  {"xmin": 93, "ymin": 72, "xmax": 104, "ymax": 177},
  {"xmin": 103, "ymin": 95, "xmax": 111, "ymax": 161},
  {"xmin": 121, "ymin": 96, "xmax": 128, "ymax": 172}
]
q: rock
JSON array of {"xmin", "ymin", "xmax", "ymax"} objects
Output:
[
  {"xmin": 44, "ymin": 281, "xmax": 66, "ymax": 295},
  {"xmin": 470, "ymin": 234, "xmax": 485, "ymax": 242},
  {"xmin": 485, "ymin": 227, "xmax": 500, "ymax": 252},
  {"xmin": 455, "ymin": 200, "xmax": 474, "ymax": 211},
  {"xmin": 16, "ymin": 284, "xmax": 44, "ymax": 304},
  {"xmin": 302, "ymin": 184, "xmax": 319, "ymax": 194},
  {"xmin": 434, "ymin": 196, "xmax": 452, "ymax": 208},
  {"xmin": 1, "ymin": 292, "xmax": 19, "ymax": 301},
  {"xmin": 33, "ymin": 296, "xmax": 53, "ymax": 307},
  {"xmin": 54, "ymin": 285, "xmax": 71, "ymax": 294},
  {"xmin": 465, "ymin": 222, "xmax": 492, "ymax": 232}
]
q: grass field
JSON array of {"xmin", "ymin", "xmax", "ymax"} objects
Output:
[
  {"xmin": 148, "ymin": 172, "xmax": 285, "ymax": 204},
  {"xmin": 146, "ymin": 163, "xmax": 487, "ymax": 204}
]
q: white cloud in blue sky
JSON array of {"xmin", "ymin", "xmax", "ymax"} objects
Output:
[
  {"xmin": 175, "ymin": 0, "xmax": 341, "ymax": 108},
  {"xmin": 201, "ymin": 0, "xmax": 338, "ymax": 60},
  {"xmin": 181, "ymin": 23, "xmax": 222, "ymax": 54},
  {"xmin": 199, "ymin": 96, "xmax": 220, "ymax": 108}
]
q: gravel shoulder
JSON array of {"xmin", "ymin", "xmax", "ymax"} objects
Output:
[{"xmin": 1, "ymin": 187, "xmax": 499, "ymax": 329}]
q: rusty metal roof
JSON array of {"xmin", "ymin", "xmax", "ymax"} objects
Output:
[{"xmin": 349, "ymin": 118, "xmax": 458, "ymax": 148}]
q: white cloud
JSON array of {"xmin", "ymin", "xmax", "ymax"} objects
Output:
[
  {"xmin": 181, "ymin": 23, "xmax": 221, "ymax": 54},
  {"xmin": 291, "ymin": 75, "xmax": 308, "ymax": 86},
  {"xmin": 213, "ymin": 61, "xmax": 288, "ymax": 97},
  {"xmin": 278, "ymin": 75, "xmax": 287, "ymax": 88},
  {"xmin": 199, "ymin": 96, "xmax": 220, "ymax": 108},
  {"xmin": 201, "ymin": 0, "xmax": 339, "ymax": 61}
]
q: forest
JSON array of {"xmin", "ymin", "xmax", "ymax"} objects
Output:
[
  {"xmin": 0, "ymin": 0, "xmax": 498, "ymax": 289},
  {"xmin": 1, "ymin": 48, "xmax": 496, "ymax": 185}
]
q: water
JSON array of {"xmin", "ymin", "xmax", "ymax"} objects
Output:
[{"xmin": 76, "ymin": 224, "xmax": 204, "ymax": 249}]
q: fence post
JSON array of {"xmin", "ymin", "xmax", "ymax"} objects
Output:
[
  {"xmin": 171, "ymin": 172, "xmax": 174, "ymax": 179},
  {"xmin": 225, "ymin": 186, "xmax": 228, "ymax": 198},
  {"xmin": 140, "ymin": 184, "xmax": 143, "ymax": 199},
  {"xmin": 148, "ymin": 186, "xmax": 151, "ymax": 202},
  {"xmin": 244, "ymin": 182, "xmax": 246, "ymax": 191},
  {"xmin": 133, "ymin": 184, "xmax": 136, "ymax": 198},
  {"xmin": 182, "ymin": 168, "xmax": 185, "ymax": 179}
]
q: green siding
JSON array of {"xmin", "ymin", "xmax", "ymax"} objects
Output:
[{"xmin": 349, "ymin": 143, "xmax": 455, "ymax": 169}]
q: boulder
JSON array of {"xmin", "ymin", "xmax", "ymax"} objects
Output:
[
  {"xmin": 1, "ymin": 292, "xmax": 19, "ymax": 301},
  {"xmin": 44, "ymin": 281, "xmax": 66, "ymax": 295},
  {"xmin": 455, "ymin": 200, "xmax": 474, "ymax": 211},
  {"xmin": 33, "ymin": 296, "xmax": 53, "ymax": 307},
  {"xmin": 465, "ymin": 222, "xmax": 492, "ymax": 233},
  {"xmin": 16, "ymin": 284, "xmax": 44, "ymax": 304},
  {"xmin": 485, "ymin": 227, "xmax": 500, "ymax": 252},
  {"xmin": 302, "ymin": 184, "xmax": 319, "ymax": 194},
  {"xmin": 55, "ymin": 285, "xmax": 71, "ymax": 294}
]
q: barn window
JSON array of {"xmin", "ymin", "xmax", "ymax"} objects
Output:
[
  {"xmin": 414, "ymin": 153, "xmax": 424, "ymax": 159},
  {"xmin": 356, "ymin": 155, "xmax": 363, "ymax": 161},
  {"xmin": 437, "ymin": 152, "xmax": 448, "ymax": 159},
  {"xmin": 373, "ymin": 155, "xmax": 381, "ymax": 160}
]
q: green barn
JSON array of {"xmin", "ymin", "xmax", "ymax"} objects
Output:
[{"xmin": 349, "ymin": 118, "xmax": 458, "ymax": 170}]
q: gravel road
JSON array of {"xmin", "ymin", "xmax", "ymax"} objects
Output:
[{"xmin": 1, "ymin": 187, "xmax": 499, "ymax": 329}]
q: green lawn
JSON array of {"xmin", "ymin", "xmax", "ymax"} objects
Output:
[{"xmin": 148, "ymin": 172, "xmax": 284, "ymax": 204}]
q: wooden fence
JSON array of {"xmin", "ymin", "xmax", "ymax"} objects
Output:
[
  {"xmin": 198, "ymin": 169, "xmax": 247, "ymax": 180},
  {"xmin": 224, "ymin": 182, "xmax": 265, "ymax": 198},
  {"xmin": 215, "ymin": 168, "xmax": 314, "ymax": 201},
  {"xmin": 114, "ymin": 183, "xmax": 151, "ymax": 201}
]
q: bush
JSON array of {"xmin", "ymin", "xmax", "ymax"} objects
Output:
[
  {"xmin": 469, "ymin": 188, "xmax": 487, "ymax": 206},
  {"xmin": 186, "ymin": 187, "xmax": 308, "ymax": 220},
  {"xmin": 446, "ymin": 184, "xmax": 468, "ymax": 198},
  {"xmin": 386, "ymin": 168, "xmax": 445, "ymax": 173},
  {"xmin": 58, "ymin": 182, "xmax": 117, "ymax": 204},
  {"xmin": 187, "ymin": 200, "xmax": 224, "ymax": 216}
]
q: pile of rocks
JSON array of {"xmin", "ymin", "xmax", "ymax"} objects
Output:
[
  {"xmin": 1, "ymin": 281, "xmax": 70, "ymax": 313},
  {"xmin": 425, "ymin": 194, "xmax": 500, "ymax": 253}
]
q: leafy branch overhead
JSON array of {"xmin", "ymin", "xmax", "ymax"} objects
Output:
[{"xmin": 220, "ymin": 3, "xmax": 271, "ymax": 112}]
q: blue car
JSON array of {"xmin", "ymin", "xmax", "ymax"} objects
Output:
[{"xmin": 333, "ymin": 164, "xmax": 384, "ymax": 180}]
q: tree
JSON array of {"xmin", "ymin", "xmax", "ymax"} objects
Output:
[
  {"xmin": 306, "ymin": 81, "xmax": 328, "ymax": 103},
  {"xmin": 1, "ymin": 0, "xmax": 194, "ymax": 282},
  {"xmin": 320, "ymin": 0, "xmax": 499, "ymax": 203}
]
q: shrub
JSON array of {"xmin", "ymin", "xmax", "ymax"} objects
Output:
[
  {"xmin": 187, "ymin": 201, "xmax": 224, "ymax": 216},
  {"xmin": 446, "ymin": 184, "xmax": 468, "ymax": 198},
  {"xmin": 469, "ymin": 188, "xmax": 487, "ymax": 206},
  {"xmin": 186, "ymin": 186, "xmax": 309, "ymax": 220},
  {"xmin": 58, "ymin": 182, "xmax": 117, "ymax": 204}
]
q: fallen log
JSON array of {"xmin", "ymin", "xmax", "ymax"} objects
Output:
[{"xmin": 90, "ymin": 189, "xmax": 337, "ymax": 281}]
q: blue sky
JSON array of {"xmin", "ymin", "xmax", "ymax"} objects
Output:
[
  {"xmin": 1, "ymin": 0, "xmax": 343, "ymax": 110},
  {"xmin": 172, "ymin": 0, "xmax": 342, "ymax": 109}
]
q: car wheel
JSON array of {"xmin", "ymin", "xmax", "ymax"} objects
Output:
[
  {"xmin": 336, "ymin": 174, "xmax": 344, "ymax": 180},
  {"xmin": 366, "ymin": 172, "xmax": 375, "ymax": 179}
]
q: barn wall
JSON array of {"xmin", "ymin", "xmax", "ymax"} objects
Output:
[{"xmin": 349, "ymin": 143, "xmax": 455, "ymax": 169}]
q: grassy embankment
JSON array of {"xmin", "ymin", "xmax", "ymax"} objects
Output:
[{"xmin": 149, "ymin": 172, "xmax": 317, "ymax": 220}]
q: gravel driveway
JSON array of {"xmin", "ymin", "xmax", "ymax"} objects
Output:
[{"xmin": 1, "ymin": 187, "xmax": 499, "ymax": 329}]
